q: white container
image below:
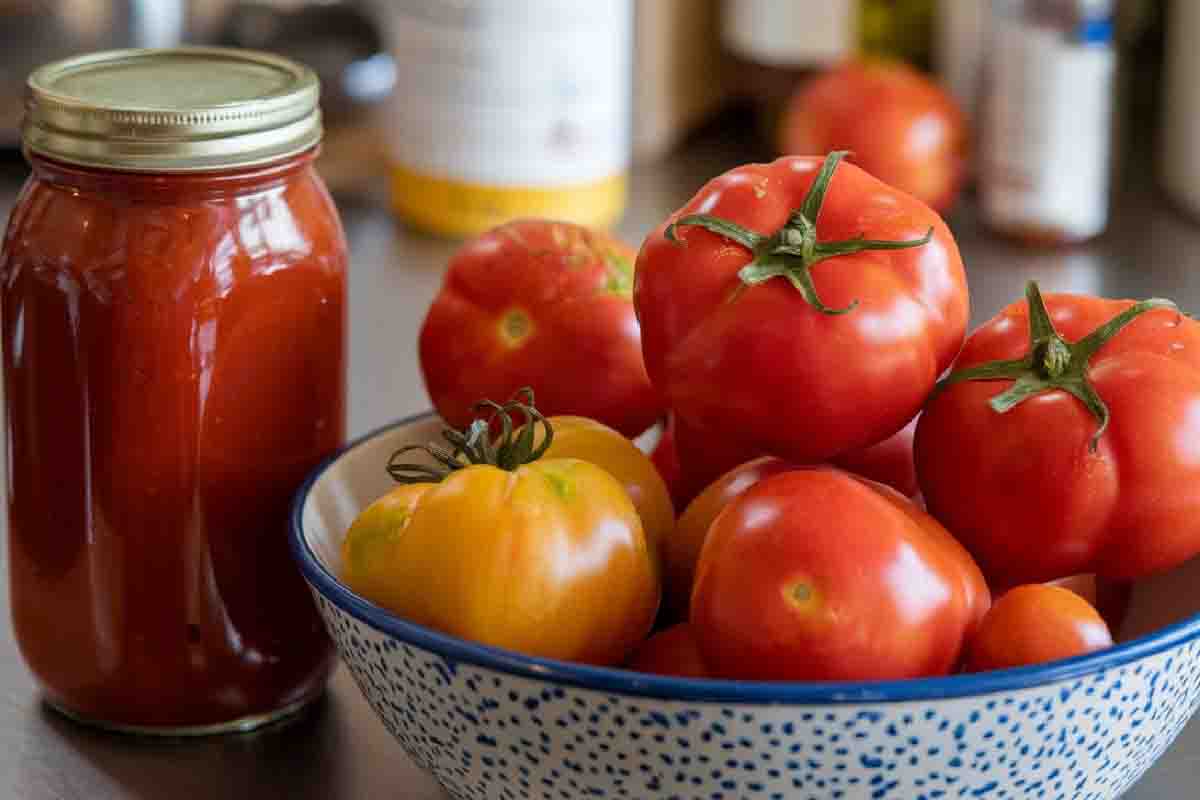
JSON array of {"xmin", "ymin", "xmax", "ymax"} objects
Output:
[
  {"xmin": 979, "ymin": 1, "xmax": 1117, "ymax": 244},
  {"xmin": 378, "ymin": 0, "xmax": 633, "ymax": 237}
]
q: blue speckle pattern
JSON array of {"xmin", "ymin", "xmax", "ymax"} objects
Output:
[{"xmin": 314, "ymin": 594, "xmax": 1200, "ymax": 800}]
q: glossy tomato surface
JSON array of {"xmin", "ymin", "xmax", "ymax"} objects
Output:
[
  {"xmin": 916, "ymin": 293, "xmax": 1200, "ymax": 585},
  {"xmin": 779, "ymin": 61, "xmax": 968, "ymax": 213},
  {"xmin": 636, "ymin": 156, "xmax": 967, "ymax": 466},
  {"xmin": 964, "ymin": 584, "xmax": 1113, "ymax": 673},
  {"xmin": 626, "ymin": 623, "xmax": 709, "ymax": 678},
  {"xmin": 421, "ymin": 220, "xmax": 661, "ymax": 438},
  {"xmin": 532, "ymin": 415, "xmax": 674, "ymax": 556},
  {"xmin": 341, "ymin": 459, "xmax": 659, "ymax": 667},
  {"xmin": 690, "ymin": 469, "xmax": 987, "ymax": 681}
]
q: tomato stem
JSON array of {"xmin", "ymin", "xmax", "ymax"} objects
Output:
[
  {"xmin": 664, "ymin": 151, "xmax": 933, "ymax": 315},
  {"xmin": 934, "ymin": 281, "xmax": 1178, "ymax": 451},
  {"xmin": 386, "ymin": 387, "xmax": 554, "ymax": 483}
]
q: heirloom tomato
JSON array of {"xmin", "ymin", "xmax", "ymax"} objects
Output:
[
  {"xmin": 690, "ymin": 469, "xmax": 988, "ymax": 682},
  {"xmin": 626, "ymin": 623, "xmax": 709, "ymax": 678},
  {"xmin": 420, "ymin": 219, "xmax": 661, "ymax": 438},
  {"xmin": 916, "ymin": 281, "xmax": 1200, "ymax": 586},
  {"xmin": 964, "ymin": 584, "xmax": 1113, "ymax": 673},
  {"xmin": 779, "ymin": 61, "xmax": 968, "ymax": 213},
  {"xmin": 528, "ymin": 415, "xmax": 674, "ymax": 554},
  {"xmin": 341, "ymin": 394, "xmax": 658, "ymax": 666},
  {"xmin": 635, "ymin": 151, "xmax": 967, "ymax": 466}
]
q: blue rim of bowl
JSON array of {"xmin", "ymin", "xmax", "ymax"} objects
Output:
[{"xmin": 290, "ymin": 411, "xmax": 1200, "ymax": 705}]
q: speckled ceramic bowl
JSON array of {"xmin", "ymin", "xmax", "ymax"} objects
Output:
[{"xmin": 290, "ymin": 413, "xmax": 1200, "ymax": 800}]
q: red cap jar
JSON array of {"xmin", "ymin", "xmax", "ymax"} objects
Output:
[{"xmin": 2, "ymin": 48, "xmax": 347, "ymax": 734}]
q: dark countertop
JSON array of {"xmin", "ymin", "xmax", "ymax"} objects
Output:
[{"xmin": 0, "ymin": 126, "xmax": 1198, "ymax": 798}]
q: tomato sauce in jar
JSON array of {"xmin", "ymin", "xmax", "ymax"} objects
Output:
[{"xmin": 1, "ymin": 49, "xmax": 347, "ymax": 733}]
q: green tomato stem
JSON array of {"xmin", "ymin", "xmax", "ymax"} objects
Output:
[
  {"xmin": 665, "ymin": 151, "xmax": 933, "ymax": 315},
  {"xmin": 934, "ymin": 281, "xmax": 1178, "ymax": 451},
  {"xmin": 387, "ymin": 387, "xmax": 554, "ymax": 483}
]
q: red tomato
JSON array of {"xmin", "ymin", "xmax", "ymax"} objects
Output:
[
  {"xmin": 779, "ymin": 61, "xmax": 968, "ymax": 213},
  {"xmin": 964, "ymin": 585, "xmax": 1113, "ymax": 673},
  {"xmin": 635, "ymin": 152, "xmax": 967, "ymax": 467},
  {"xmin": 420, "ymin": 219, "xmax": 661, "ymax": 437},
  {"xmin": 916, "ymin": 281, "xmax": 1200, "ymax": 586},
  {"xmin": 626, "ymin": 623, "xmax": 709, "ymax": 678},
  {"xmin": 662, "ymin": 442, "xmax": 937, "ymax": 626},
  {"xmin": 690, "ymin": 469, "xmax": 988, "ymax": 682}
]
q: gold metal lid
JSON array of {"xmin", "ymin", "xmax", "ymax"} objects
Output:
[{"xmin": 22, "ymin": 47, "xmax": 322, "ymax": 172}]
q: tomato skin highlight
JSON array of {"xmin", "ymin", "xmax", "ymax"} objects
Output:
[
  {"xmin": 690, "ymin": 468, "xmax": 987, "ymax": 682},
  {"xmin": 779, "ymin": 61, "xmax": 968, "ymax": 214},
  {"xmin": 420, "ymin": 219, "xmax": 661, "ymax": 438},
  {"xmin": 964, "ymin": 584, "xmax": 1114, "ymax": 673},
  {"xmin": 635, "ymin": 154, "xmax": 967, "ymax": 467},
  {"xmin": 533, "ymin": 415, "xmax": 674, "ymax": 558},
  {"xmin": 916, "ymin": 290, "xmax": 1200, "ymax": 586}
]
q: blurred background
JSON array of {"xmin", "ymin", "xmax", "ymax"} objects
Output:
[
  {"xmin": 0, "ymin": 0, "xmax": 1181, "ymax": 244},
  {"xmin": 6, "ymin": 8, "xmax": 1200, "ymax": 797}
]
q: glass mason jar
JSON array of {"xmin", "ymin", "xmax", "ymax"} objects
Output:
[{"xmin": 1, "ymin": 48, "xmax": 347, "ymax": 734}]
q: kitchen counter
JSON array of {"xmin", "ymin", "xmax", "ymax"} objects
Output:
[{"xmin": 1, "ymin": 126, "xmax": 1199, "ymax": 798}]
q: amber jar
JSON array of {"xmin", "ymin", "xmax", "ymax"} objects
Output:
[{"xmin": 1, "ymin": 48, "xmax": 347, "ymax": 734}]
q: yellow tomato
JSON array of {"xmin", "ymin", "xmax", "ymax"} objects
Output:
[
  {"xmin": 342, "ymin": 457, "xmax": 659, "ymax": 666},
  {"xmin": 532, "ymin": 415, "xmax": 674, "ymax": 556}
]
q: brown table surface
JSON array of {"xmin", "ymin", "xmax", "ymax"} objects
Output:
[{"xmin": 1, "ymin": 124, "xmax": 1198, "ymax": 798}]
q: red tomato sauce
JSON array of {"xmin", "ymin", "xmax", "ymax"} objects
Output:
[{"xmin": 1, "ymin": 151, "xmax": 346, "ymax": 729}]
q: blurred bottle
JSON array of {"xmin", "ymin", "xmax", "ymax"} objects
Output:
[
  {"xmin": 721, "ymin": 0, "xmax": 858, "ymax": 146},
  {"xmin": 935, "ymin": 0, "xmax": 988, "ymax": 122},
  {"xmin": 377, "ymin": 1, "xmax": 632, "ymax": 238},
  {"xmin": 860, "ymin": 0, "xmax": 935, "ymax": 70},
  {"xmin": 979, "ymin": 0, "xmax": 1118, "ymax": 246},
  {"xmin": 1160, "ymin": 0, "xmax": 1200, "ymax": 220}
]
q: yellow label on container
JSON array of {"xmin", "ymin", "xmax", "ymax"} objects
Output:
[{"xmin": 390, "ymin": 164, "xmax": 628, "ymax": 239}]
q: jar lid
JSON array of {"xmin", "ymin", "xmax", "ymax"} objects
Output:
[{"xmin": 22, "ymin": 47, "xmax": 322, "ymax": 172}]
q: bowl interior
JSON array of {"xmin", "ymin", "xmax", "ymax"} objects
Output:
[{"xmin": 297, "ymin": 413, "xmax": 1200, "ymax": 696}]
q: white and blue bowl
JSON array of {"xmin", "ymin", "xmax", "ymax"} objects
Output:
[{"xmin": 290, "ymin": 413, "xmax": 1200, "ymax": 800}]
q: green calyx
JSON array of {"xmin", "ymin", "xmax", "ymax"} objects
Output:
[
  {"xmin": 387, "ymin": 387, "xmax": 554, "ymax": 483},
  {"xmin": 664, "ymin": 151, "xmax": 933, "ymax": 315},
  {"xmin": 936, "ymin": 281, "xmax": 1178, "ymax": 450}
]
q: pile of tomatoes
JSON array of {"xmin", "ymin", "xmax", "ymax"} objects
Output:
[{"xmin": 343, "ymin": 149, "xmax": 1200, "ymax": 684}]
